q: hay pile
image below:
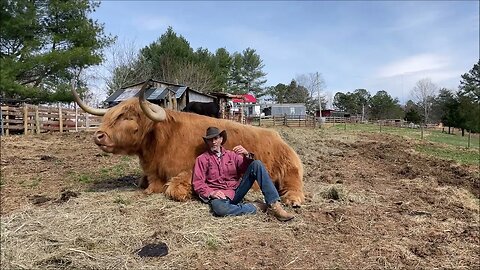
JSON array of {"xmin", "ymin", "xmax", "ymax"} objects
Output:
[{"xmin": 1, "ymin": 191, "xmax": 295, "ymax": 269}]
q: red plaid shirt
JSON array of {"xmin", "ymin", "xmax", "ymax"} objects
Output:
[{"xmin": 192, "ymin": 147, "xmax": 254, "ymax": 201}]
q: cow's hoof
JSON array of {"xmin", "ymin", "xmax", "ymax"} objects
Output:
[
  {"xmin": 165, "ymin": 184, "xmax": 191, "ymax": 201},
  {"xmin": 281, "ymin": 190, "xmax": 305, "ymax": 208},
  {"xmin": 143, "ymin": 188, "xmax": 154, "ymax": 195},
  {"xmin": 143, "ymin": 182, "xmax": 164, "ymax": 195}
]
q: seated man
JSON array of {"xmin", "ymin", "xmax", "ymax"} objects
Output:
[{"xmin": 192, "ymin": 126, "xmax": 294, "ymax": 221}]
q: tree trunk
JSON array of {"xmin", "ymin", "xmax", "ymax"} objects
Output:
[
  {"xmin": 448, "ymin": 126, "xmax": 451, "ymax": 134},
  {"xmin": 461, "ymin": 128, "xmax": 465, "ymax": 137}
]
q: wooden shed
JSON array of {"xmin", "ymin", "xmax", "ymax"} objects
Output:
[{"xmin": 105, "ymin": 80, "xmax": 215, "ymax": 110}]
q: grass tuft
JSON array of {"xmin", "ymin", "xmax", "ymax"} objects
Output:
[{"xmin": 322, "ymin": 185, "xmax": 346, "ymax": 201}]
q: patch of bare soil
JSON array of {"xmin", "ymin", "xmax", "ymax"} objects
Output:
[{"xmin": 1, "ymin": 128, "xmax": 479, "ymax": 269}]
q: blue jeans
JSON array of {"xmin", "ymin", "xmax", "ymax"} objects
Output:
[{"xmin": 209, "ymin": 160, "xmax": 280, "ymax": 217}]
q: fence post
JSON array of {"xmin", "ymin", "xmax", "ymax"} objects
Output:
[
  {"xmin": 344, "ymin": 118, "xmax": 347, "ymax": 131},
  {"xmin": 5, "ymin": 106, "xmax": 9, "ymax": 136},
  {"xmin": 75, "ymin": 103, "xmax": 78, "ymax": 132},
  {"xmin": 23, "ymin": 103, "xmax": 28, "ymax": 135},
  {"xmin": 421, "ymin": 126, "xmax": 424, "ymax": 140},
  {"xmin": 467, "ymin": 130, "xmax": 471, "ymax": 148},
  {"xmin": 0, "ymin": 105, "xmax": 3, "ymax": 136},
  {"xmin": 58, "ymin": 103, "xmax": 63, "ymax": 133},
  {"xmin": 379, "ymin": 121, "xmax": 382, "ymax": 132},
  {"xmin": 284, "ymin": 114, "xmax": 287, "ymax": 126},
  {"xmin": 35, "ymin": 105, "xmax": 40, "ymax": 134}
]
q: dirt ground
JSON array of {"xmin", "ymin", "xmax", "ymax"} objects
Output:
[{"xmin": 1, "ymin": 127, "xmax": 479, "ymax": 269}]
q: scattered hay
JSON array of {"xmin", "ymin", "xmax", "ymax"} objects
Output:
[
  {"xmin": 1, "ymin": 128, "xmax": 479, "ymax": 269},
  {"xmin": 0, "ymin": 191, "xmax": 294, "ymax": 269}
]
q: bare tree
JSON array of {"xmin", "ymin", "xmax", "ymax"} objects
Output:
[
  {"xmin": 174, "ymin": 62, "xmax": 215, "ymax": 93},
  {"xmin": 102, "ymin": 38, "xmax": 151, "ymax": 95},
  {"xmin": 411, "ymin": 78, "xmax": 438, "ymax": 124},
  {"xmin": 296, "ymin": 72, "xmax": 327, "ymax": 116}
]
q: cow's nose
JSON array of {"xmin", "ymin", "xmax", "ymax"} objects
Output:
[{"xmin": 94, "ymin": 131, "xmax": 106, "ymax": 143}]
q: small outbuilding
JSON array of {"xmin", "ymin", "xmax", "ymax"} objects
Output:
[
  {"xmin": 104, "ymin": 80, "xmax": 215, "ymax": 110},
  {"xmin": 262, "ymin": 103, "xmax": 306, "ymax": 117}
]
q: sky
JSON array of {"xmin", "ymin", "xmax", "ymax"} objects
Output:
[{"xmin": 90, "ymin": 0, "xmax": 479, "ymax": 106}]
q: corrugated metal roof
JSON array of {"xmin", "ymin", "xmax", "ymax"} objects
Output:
[
  {"xmin": 104, "ymin": 79, "xmax": 215, "ymax": 103},
  {"xmin": 113, "ymin": 88, "xmax": 140, "ymax": 102},
  {"xmin": 175, "ymin": 86, "xmax": 188, "ymax": 98},
  {"xmin": 148, "ymin": 87, "xmax": 168, "ymax": 100}
]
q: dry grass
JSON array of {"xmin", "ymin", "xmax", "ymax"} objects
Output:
[
  {"xmin": 1, "ymin": 127, "xmax": 479, "ymax": 269},
  {"xmin": 1, "ymin": 191, "xmax": 289, "ymax": 269}
]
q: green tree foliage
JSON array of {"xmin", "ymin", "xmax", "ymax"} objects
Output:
[
  {"xmin": 265, "ymin": 79, "xmax": 308, "ymax": 104},
  {"xmin": 110, "ymin": 28, "xmax": 267, "ymax": 96},
  {"xmin": 333, "ymin": 92, "xmax": 353, "ymax": 111},
  {"xmin": 228, "ymin": 52, "xmax": 245, "ymax": 94},
  {"xmin": 433, "ymin": 87, "xmax": 479, "ymax": 134},
  {"xmin": 141, "ymin": 27, "xmax": 194, "ymax": 82},
  {"xmin": 404, "ymin": 100, "xmax": 423, "ymax": 124},
  {"xmin": 228, "ymin": 48, "xmax": 267, "ymax": 97},
  {"xmin": 459, "ymin": 59, "xmax": 480, "ymax": 103},
  {"xmin": 456, "ymin": 93, "xmax": 479, "ymax": 134},
  {"xmin": 265, "ymin": 83, "xmax": 287, "ymax": 103},
  {"xmin": 285, "ymin": 80, "xmax": 308, "ymax": 103},
  {"xmin": 333, "ymin": 89, "xmax": 370, "ymax": 115},
  {"xmin": 457, "ymin": 60, "xmax": 480, "ymax": 133},
  {"xmin": 0, "ymin": 0, "xmax": 114, "ymax": 102},
  {"xmin": 212, "ymin": 48, "xmax": 232, "ymax": 91},
  {"xmin": 369, "ymin": 90, "xmax": 404, "ymax": 120},
  {"xmin": 437, "ymin": 89, "xmax": 459, "ymax": 133},
  {"xmin": 137, "ymin": 28, "xmax": 226, "ymax": 93}
]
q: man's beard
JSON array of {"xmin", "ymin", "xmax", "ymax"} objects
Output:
[{"xmin": 210, "ymin": 145, "xmax": 221, "ymax": 153}]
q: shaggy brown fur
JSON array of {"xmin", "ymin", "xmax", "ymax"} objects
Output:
[{"xmin": 93, "ymin": 98, "xmax": 304, "ymax": 206}]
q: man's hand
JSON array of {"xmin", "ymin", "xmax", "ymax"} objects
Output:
[
  {"xmin": 232, "ymin": 145, "xmax": 248, "ymax": 155},
  {"xmin": 210, "ymin": 190, "xmax": 226, "ymax": 199}
]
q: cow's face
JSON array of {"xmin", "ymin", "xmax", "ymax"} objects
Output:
[
  {"xmin": 72, "ymin": 80, "xmax": 166, "ymax": 155},
  {"xmin": 94, "ymin": 100, "xmax": 147, "ymax": 155}
]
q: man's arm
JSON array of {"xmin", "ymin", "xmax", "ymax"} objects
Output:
[
  {"xmin": 192, "ymin": 157, "xmax": 214, "ymax": 201},
  {"xmin": 232, "ymin": 145, "xmax": 255, "ymax": 173}
]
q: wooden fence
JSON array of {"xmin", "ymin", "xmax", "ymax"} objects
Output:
[
  {"xmin": 254, "ymin": 115, "xmax": 317, "ymax": 128},
  {"xmin": 323, "ymin": 116, "xmax": 363, "ymax": 124},
  {"xmin": 1, "ymin": 103, "xmax": 102, "ymax": 136}
]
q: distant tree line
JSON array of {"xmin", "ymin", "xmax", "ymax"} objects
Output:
[
  {"xmin": 332, "ymin": 60, "xmax": 480, "ymax": 134},
  {"xmin": 106, "ymin": 26, "xmax": 268, "ymax": 98},
  {"xmin": 1, "ymin": 0, "xmax": 477, "ymax": 135},
  {"xmin": 105, "ymin": 27, "xmax": 327, "ymax": 113}
]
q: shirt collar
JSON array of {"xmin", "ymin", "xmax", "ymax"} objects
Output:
[{"xmin": 208, "ymin": 146, "xmax": 225, "ymax": 157}]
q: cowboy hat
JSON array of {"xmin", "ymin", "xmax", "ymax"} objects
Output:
[{"xmin": 203, "ymin": 126, "xmax": 227, "ymax": 145}]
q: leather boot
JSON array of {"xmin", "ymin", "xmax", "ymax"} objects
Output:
[
  {"xmin": 268, "ymin": 201, "xmax": 294, "ymax": 221},
  {"xmin": 253, "ymin": 201, "xmax": 267, "ymax": 213}
]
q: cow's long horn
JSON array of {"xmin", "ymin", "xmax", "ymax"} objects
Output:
[
  {"xmin": 138, "ymin": 80, "xmax": 166, "ymax": 122},
  {"xmin": 71, "ymin": 86, "xmax": 108, "ymax": 116}
]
